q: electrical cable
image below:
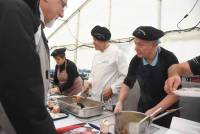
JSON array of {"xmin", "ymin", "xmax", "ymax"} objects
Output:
[
  {"xmin": 177, "ymin": 0, "xmax": 199, "ymax": 30},
  {"xmin": 50, "ymin": 44, "xmax": 94, "ymax": 51}
]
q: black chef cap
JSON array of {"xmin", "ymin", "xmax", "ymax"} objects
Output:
[
  {"xmin": 51, "ymin": 48, "xmax": 66, "ymax": 57},
  {"xmin": 91, "ymin": 25, "xmax": 111, "ymax": 41},
  {"xmin": 132, "ymin": 26, "xmax": 164, "ymax": 41}
]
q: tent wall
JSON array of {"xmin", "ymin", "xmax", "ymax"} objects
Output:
[
  {"xmin": 46, "ymin": 0, "xmax": 200, "ymax": 122},
  {"xmin": 47, "ymin": 0, "xmax": 200, "ymax": 69}
]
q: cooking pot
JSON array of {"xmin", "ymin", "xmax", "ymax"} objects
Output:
[{"xmin": 115, "ymin": 107, "xmax": 182, "ymax": 134}]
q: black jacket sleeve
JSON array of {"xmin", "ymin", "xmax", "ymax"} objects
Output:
[
  {"xmin": 124, "ymin": 55, "xmax": 139, "ymax": 89},
  {"xmin": 59, "ymin": 60, "xmax": 79, "ymax": 92},
  {"xmin": 0, "ymin": 1, "xmax": 56, "ymax": 134},
  {"xmin": 188, "ymin": 56, "xmax": 200, "ymax": 75}
]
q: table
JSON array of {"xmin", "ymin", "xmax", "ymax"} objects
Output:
[{"xmin": 54, "ymin": 111, "xmax": 168, "ymax": 134}]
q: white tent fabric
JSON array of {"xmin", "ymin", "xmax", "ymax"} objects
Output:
[{"xmin": 44, "ymin": 0, "xmax": 200, "ymax": 69}]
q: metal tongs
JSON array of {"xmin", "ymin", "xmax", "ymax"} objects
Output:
[
  {"xmin": 139, "ymin": 107, "xmax": 183, "ymax": 124},
  {"xmin": 152, "ymin": 107, "xmax": 183, "ymax": 121},
  {"xmin": 139, "ymin": 107, "xmax": 163, "ymax": 124},
  {"xmin": 72, "ymin": 91, "xmax": 86, "ymax": 109}
]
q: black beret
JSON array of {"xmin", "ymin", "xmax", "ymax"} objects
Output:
[
  {"xmin": 91, "ymin": 25, "xmax": 111, "ymax": 41},
  {"xmin": 132, "ymin": 26, "xmax": 164, "ymax": 41},
  {"xmin": 51, "ymin": 48, "xmax": 66, "ymax": 57}
]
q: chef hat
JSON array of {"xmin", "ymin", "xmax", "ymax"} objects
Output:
[
  {"xmin": 51, "ymin": 48, "xmax": 66, "ymax": 57},
  {"xmin": 132, "ymin": 26, "xmax": 164, "ymax": 41},
  {"xmin": 91, "ymin": 25, "xmax": 111, "ymax": 41}
]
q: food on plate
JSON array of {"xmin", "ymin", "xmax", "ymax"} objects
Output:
[
  {"xmin": 48, "ymin": 100, "xmax": 55, "ymax": 110},
  {"xmin": 52, "ymin": 105, "xmax": 60, "ymax": 113}
]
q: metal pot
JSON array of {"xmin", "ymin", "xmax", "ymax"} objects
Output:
[
  {"xmin": 114, "ymin": 107, "xmax": 182, "ymax": 134},
  {"xmin": 115, "ymin": 111, "xmax": 150, "ymax": 134}
]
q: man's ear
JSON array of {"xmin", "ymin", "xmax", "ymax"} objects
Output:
[{"xmin": 151, "ymin": 41, "xmax": 157, "ymax": 47}]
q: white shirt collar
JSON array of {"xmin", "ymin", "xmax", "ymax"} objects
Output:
[{"xmin": 39, "ymin": 7, "xmax": 45, "ymax": 23}]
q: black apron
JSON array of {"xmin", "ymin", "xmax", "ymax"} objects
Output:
[{"xmin": 136, "ymin": 62, "xmax": 179, "ymax": 128}]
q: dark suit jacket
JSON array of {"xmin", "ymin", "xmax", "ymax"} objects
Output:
[
  {"xmin": 0, "ymin": 103, "xmax": 16, "ymax": 134},
  {"xmin": 0, "ymin": 0, "xmax": 56, "ymax": 134}
]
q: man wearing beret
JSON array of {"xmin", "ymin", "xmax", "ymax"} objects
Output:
[
  {"xmin": 83, "ymin": 25, "xmax": 128, "ymax": 111},
  {"xmin": 114, "ymin": 26, "xmax": 180, "ymax": 128}
]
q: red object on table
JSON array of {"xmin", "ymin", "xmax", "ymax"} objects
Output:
[{"xmin": 56, "ymin": 123, "xmax": 86, "ymax": 134}]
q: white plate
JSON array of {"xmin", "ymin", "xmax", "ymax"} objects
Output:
[
  {"xmin": 50, "ymin": 112, "xmax": 68, "ymax": 120},
  {"xmin": 173, "ymin": 88, "xmax": 200, "ymax": 97},
  {"xmin": 48, "ymin": 95, "xmax": 66, "ymax": 100}
]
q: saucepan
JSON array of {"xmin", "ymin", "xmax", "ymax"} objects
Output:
[{"xmin": 115, "ymin": 107, "xmax": 182, "ymax": 134}]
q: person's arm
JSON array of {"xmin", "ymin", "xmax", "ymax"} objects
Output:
[
  {"xmin": 82, "ymin": 58, "xmax": 96, "ymax": 93},
  {"xmin": 165, "ymin": 56, "xmax": 200, "ymax": 94},
  {"xmin": 49, "ymin": 65, "xmax": 60, "ymax": 94},
  {"xmin": 114, "ymin": 84, "xmax": 129, "ymax": 113},
  {"xmin": 83, "ymin": 74, "xmax": 92, "ymax": 92},
  {"xmin": 145, "ymin": 95, "xmax": 179, "ymax": 117},
  {"xmin": 82, "ymin": 80, "xmax": 91, "ymax": 93},
  {"xmin": 114, "ymin": 57, "xmax": 138, "ymax": 112},
  {"xmin": 168, "ymin": 62, "xmax": 192, "ymax": 77},
  {"xmin": 164, "ymin": 62, "xmax": 192, "ymax": 94}
]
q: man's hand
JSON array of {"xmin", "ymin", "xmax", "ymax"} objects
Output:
[
  {"xmin": 83, "ymin": 81, "xmax": 91, "ymax": 93},
  {"xmin": 102, "ymin": 86, "xmax": 113, "ymax": 101},
  {"xmin": 164, "ymin": 74, "xmax": 181, "ymax": 94},
  {"xmin": 114, "ymin": 101, "xmax": 123, "ymax": 113},
  {"xmin": 145, "ymin": 107, "xmax": 162, "ymax": 118}
]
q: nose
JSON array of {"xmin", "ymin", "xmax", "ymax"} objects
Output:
[{"xmin": 59, "ymin": 9, "xmax": 64, "ymax": 18}]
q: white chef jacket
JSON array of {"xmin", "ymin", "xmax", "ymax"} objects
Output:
[{"xmin": 88, "ymin": 45, "xmax": 128, "ymax": 103}]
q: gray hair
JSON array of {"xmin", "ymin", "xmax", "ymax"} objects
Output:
[{"xmin": 155, "ymin": 40, "xmax": 161, "ymax": 45}]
